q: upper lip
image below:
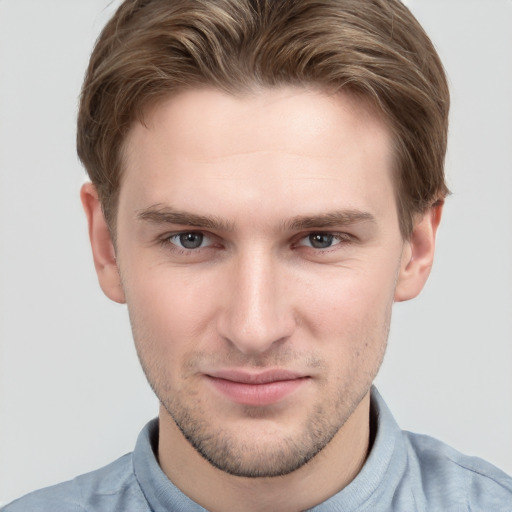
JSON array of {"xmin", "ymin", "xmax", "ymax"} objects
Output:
[{"xmin": 206, "ymin": 369, "xmax": 307, "ymax": 384}]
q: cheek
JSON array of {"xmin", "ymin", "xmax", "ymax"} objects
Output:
[
  {"xmin": 123, "ymin": 271, "xmax": 217, "ymax": 396},
  {"xmin": 295, "ymin": 262, "xmax": 397, "ymax": 383},
  {"xmin": 298, "ymin": 262, "xmax": 397, "ymax": 331},
  {"xmin": 123, "ymin": 265, "xmax": 221, "ymax": 348}
]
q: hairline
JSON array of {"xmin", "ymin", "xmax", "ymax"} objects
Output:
[{"xmin": 105, "ymin": 83, "xmax": 414, "ymax": 242}]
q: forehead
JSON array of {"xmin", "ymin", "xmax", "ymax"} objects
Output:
[
  {"xmin": 126, "ymin": 86, "xmax": 389, "ymax": 160},
  {"xmin": 119, "ymin": 87, "xmax": 396, "ymax": 224}
]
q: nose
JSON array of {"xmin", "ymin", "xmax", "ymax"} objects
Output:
[{"xmin": 217, "ymin": 248, "xmax": 295, "ymax": 355}]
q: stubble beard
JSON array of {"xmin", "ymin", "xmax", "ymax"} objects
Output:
[
  {"xmin": 161, "ymin": 390, "xmax": 349, "ymax": 478},
  {"xmin": 135, "ymin": 345, "xmax": 383, "ymax": 478},
  {"xmin": 127, "ymin": 281, "xmax": 393, "ymax": 479}
]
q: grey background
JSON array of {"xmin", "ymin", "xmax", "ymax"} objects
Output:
[{"xmin": 1, "ymin": 0, "xmax": 511, "ymax": 505}]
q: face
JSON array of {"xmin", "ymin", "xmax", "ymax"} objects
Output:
[{"xmin": 110, "ymin": 87, "xmax": 409, "ymax": 477}]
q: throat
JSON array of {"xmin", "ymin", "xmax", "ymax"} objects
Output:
[{"xmin": 155, "ymin": 394, "xmax": 371, "ymax": 512}]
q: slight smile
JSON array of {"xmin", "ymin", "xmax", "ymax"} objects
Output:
[{"xmin": 205, "ymin": 370, "xmax": 311, "ymax": 406}]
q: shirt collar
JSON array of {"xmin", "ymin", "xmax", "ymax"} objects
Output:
[{"xmin": 132, "ymin": 386, "xmax": 405, "ymax": 511}]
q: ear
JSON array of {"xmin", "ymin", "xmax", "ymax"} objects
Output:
[
  {"xmin": 394, "ymin": 202, "xmax": 443, "ymax": 302},
  {"xmin": 81, "ymin": 182, "xmax": 126, "ymax": 304}
]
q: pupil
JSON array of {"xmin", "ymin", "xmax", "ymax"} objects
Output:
[
  {"xmin": 310, "ymin": 233, "xmax": 333, "ymax": 249},
  {"xmin": 179, "ymin": 233, "xmax": 203, "ymax": 249}
]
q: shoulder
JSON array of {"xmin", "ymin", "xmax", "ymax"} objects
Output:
[
  {"xmin": 2, "ymin": 453, "xmax": 149, "ymax": 512},
  {"xmin": 404, "ymin": 431, "xmax": 512, "ymax": 510}
]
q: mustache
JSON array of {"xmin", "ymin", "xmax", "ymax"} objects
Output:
[{"xmin": 182, "ymin": 347, "xmax": 326, "ymax": 371}]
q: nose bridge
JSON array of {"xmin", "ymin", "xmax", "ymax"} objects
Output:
[{"xmin": 219, "ymin": 245, "xmax": 293, "ymax": 354}]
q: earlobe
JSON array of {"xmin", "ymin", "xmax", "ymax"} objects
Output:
[
  {"xmin": 394, "ymin": 202, "xmax": 443, "ymax": 302},
  {"xmin": 80, "ymin": 183, "xmax": 126, "ymax": 304}
]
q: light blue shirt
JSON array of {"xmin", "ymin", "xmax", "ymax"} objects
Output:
[{"xmin": 4, "ymin": 389, "xmax": 512, "ymax": 511}]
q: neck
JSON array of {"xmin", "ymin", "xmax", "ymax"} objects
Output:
[{"xmin": 158, "ymin": 392, "xmax": 371, "ymax": 512}]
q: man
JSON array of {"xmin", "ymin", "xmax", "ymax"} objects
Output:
[{"xmin": 3, "ymin": 0, "xmax": 511, "ymax": 510}]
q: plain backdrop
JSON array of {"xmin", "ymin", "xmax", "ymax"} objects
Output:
[{"xmin": 1, "ymin": 0, "xmax": 511, "ymax": 506}]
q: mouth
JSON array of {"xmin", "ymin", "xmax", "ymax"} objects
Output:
[{"xmin": 205, "ymin": 369, "xmax": 310, "ymax": 406}]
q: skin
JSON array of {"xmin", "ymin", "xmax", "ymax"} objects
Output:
[{"xmin": 82, "ymin": 87, "xmax": 442, "ymax": 512}]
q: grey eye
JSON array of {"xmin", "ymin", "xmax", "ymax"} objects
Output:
[
  {"xmin": 308, "ymin": 233, "xmax": 334, "ymax": 249},
  {"xmin": 178, "ymin": 232, "xmax": 204, "ymax": 249}
]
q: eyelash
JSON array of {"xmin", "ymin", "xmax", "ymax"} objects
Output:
[
  {"xmin": 158, "ymin": 230, "xmax": 354, "ymax": 254},
  {"xmin": 295, "ymin": 232, "xmax": 353, "ymax": 250},
  {"xmin": 159, "ymin": 231, "xmax": 214, "ymax": 254}
]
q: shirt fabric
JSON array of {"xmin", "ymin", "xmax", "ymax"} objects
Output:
[{"xmin": 4, "ymin": 388, "xmax": 512, "ymax": 511}]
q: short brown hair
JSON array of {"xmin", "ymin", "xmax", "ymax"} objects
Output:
[{"xmin": 77, "ymin": 0, "xmax": 449, "ymax": 237}]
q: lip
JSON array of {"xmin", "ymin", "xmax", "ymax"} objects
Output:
[{"xmin": 205, "ymin": 370, "xmax": 310, "ymax": 406}]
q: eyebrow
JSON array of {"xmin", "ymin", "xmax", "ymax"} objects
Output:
[
  {"xmin": 282, "ymin": 210, "xmax": 376, "ymax": 231},
  {"xmin": 136, "ymin": 205, "xmax": 235, "ymax": 231},
  {"xmin": 136, "ymin": 204, "xmax": 375, "ymax": 232}
]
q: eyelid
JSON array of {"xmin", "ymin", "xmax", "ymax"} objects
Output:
[
  {"xmin": 295, "ymin": 231, "xmax": 354, "ymax": 248},
  {"xmin": 156, "ymin": 229, "xmax": 354, "ymax": 252},
  {"xmin": 160, "ymin": 230, "xmax": 215, "ymax": 250}
]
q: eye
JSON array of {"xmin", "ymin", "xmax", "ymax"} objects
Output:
[
  {"xmin": 168, "ymin": 232, "xmax": 211, "ymax": 250},
  {"xmin": 298, "ymin": 232, "xmax": 349, "ymax": 249},
  {"xmin": 308, "ymin": 233, "xmax": 335, "ymax": 249}
]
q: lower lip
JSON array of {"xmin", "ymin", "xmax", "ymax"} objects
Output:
[{"xmin": 207, "ymin": 376, "xmax": 309, "ymax": 406}]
